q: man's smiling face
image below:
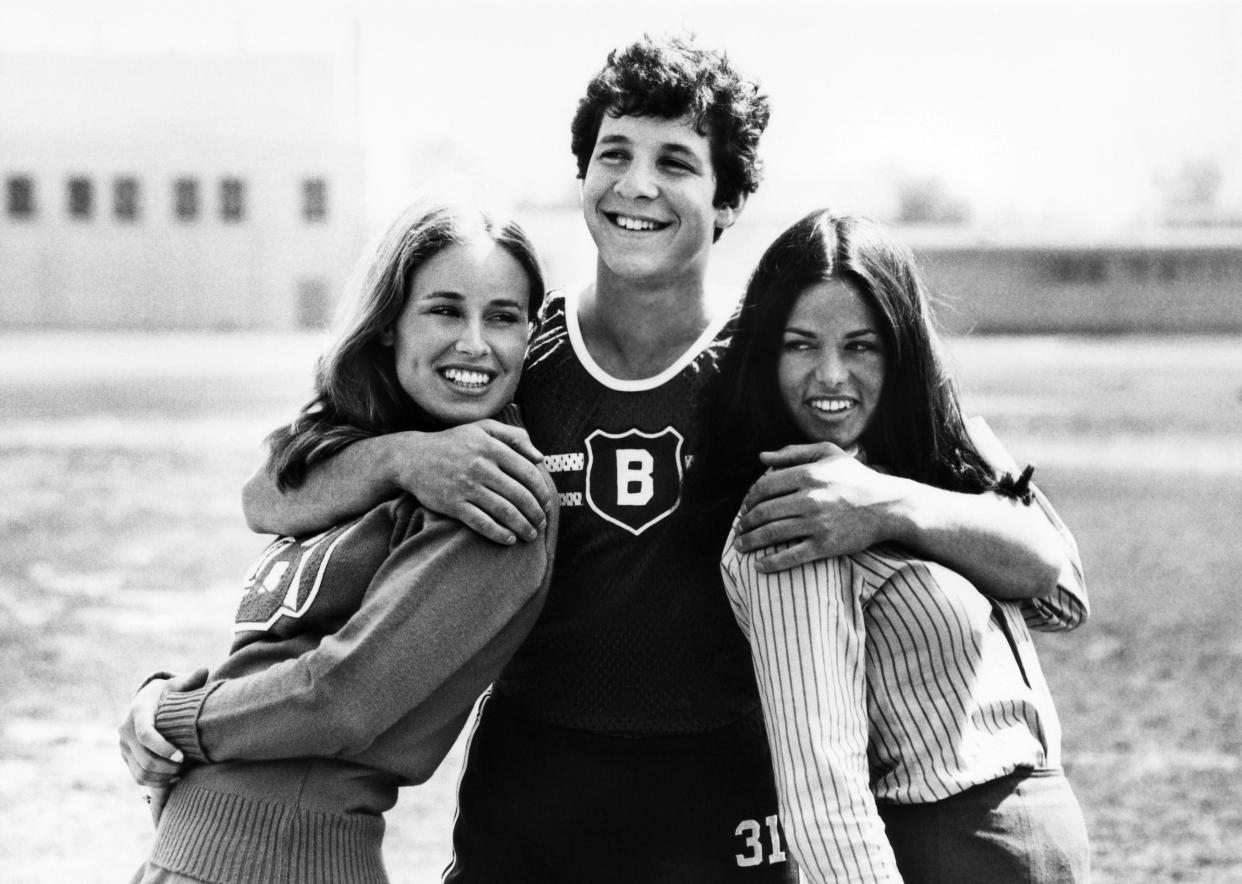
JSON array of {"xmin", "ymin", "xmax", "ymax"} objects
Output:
[{"xmin": 581, "ymin": 112, "xmax": 737, "ymax": 286}]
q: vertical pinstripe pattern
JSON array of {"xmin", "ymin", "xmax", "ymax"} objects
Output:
[{"xmin": 721, "ymin": 521, "xmax": 1067, "ymax": 884}]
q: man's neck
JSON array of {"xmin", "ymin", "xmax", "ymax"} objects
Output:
[{"xmin": 578, "ymin": 267, "xmax": 728, "ymax": 380}]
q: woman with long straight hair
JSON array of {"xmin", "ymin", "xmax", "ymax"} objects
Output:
[
  {"xmin": 694, "ymin": 209, "xmax": 1091, "ymax": 883},
  {"xmin": 119, "ymin": 193, "xmax": 558, "ymax": 884}
]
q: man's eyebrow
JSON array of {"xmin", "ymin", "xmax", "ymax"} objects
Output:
[{"xmin": 595, "ymin": 135, "xmax": 702, "ymax": 158}]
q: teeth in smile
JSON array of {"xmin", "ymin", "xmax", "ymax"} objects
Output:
[
  {"xmin": 613, "ymin": 214, "xmax": 662, "ymax": 231},
  {"xmin": 809, "ymin": 398, "xmax": 853, "ymax": 413},
  {"xmin": 443, "ymin": 368, "xmax": 491, "ymax": 388}
]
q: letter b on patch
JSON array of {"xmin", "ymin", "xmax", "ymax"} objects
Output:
[
  {"xmin": 585, "ymin": 427, "xmax": 684, "ymax": 535},
  {"xmin": 616, "ymin": 449, "xmax": 655, "ymax": 505}
]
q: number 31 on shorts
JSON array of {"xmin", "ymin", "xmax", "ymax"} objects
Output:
[{"xmin": 734, "ymin": 814, "xmax": 788, "ymax": 867}]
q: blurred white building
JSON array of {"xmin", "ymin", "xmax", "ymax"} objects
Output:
[
  {"xmin": 0, "ymin": 48, "xmax": 364, "ymax": 330},
  {"xmin": 902, "ymin": 229, "xmax": 1242, "ymax": 335}
]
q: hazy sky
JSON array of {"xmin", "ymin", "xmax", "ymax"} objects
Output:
[{"xmin": 3, "ymin": 0, "xmax": 1238, "ymax": 235}]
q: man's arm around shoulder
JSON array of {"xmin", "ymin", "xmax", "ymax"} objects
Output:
[{"xmin": 242, "ymin": 420, "xmax": 553, "ymax": 544}]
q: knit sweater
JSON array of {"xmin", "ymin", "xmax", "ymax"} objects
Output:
[{"xmin": 147, "ymin": 410, "xmax": 559, "ymax": 883}]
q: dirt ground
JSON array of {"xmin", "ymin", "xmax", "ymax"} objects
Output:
[{"xmin": 1, "ymin": 332, "xmax": 1240, "ymax": 882}]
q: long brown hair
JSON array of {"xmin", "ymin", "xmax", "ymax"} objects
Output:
[{"xmin": 266, "ymin": 194, "xmax": 545, "ymax": 490}]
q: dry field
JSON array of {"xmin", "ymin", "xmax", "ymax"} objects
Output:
[{"xmin": 1, "ymin": 331, "xmax": 1239, "ymax": 882}]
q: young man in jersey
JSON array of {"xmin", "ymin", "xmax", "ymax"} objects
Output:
[{"xmin": 137, "ymin": 36, "xmax": 1084, "ymax": 882}]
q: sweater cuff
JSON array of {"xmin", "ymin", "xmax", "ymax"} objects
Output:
[{"xmin": 154, "ymin": 683, "xmax": 221, "ymax": 763}]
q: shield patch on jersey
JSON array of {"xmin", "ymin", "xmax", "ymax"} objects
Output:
[{"xmin": 584, "ymin": 427, "xmax": 685, "ymax": 536}]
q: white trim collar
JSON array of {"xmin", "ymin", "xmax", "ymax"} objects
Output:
[{"xmin": 562, "ymin": 284, "xmax": 735, "ymax": 392}]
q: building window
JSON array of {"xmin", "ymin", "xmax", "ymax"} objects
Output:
[
  {"xmin": 68, "ymin": 176, "xmax": 93, "ymax": 219},
  {"xmin": 1124, "ymin": 254, "xmax": 1151, "ymax": 281},
  {"xmin": 174, "ymin": 177, "xmax": 199, "ymax": 221},
  {"xmin": 297, "ymin": 278, "xmax": 332, "ymax": 328},
  {"xmin": 302, "ymin": 177, "xmax": 328, "ymax": 222},
  {"xmin": 114, "ymin": 177, "xmax": 141, "ymax": 221},
  {"xmin": 6, "ymin": 176, "xmax": 36, "ymax": 218},
  {"xmin": 220, "ymin": 177, "xmax": 246, "ymax": 222}
]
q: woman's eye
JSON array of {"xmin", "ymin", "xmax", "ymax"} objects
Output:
[{"xmin": 489, "ymin": 312, "xmax": 521, "ymax": 325}]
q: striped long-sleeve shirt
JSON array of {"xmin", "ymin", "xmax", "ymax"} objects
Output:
[{"xmin": 720, "ymin": 531, "xmax": 1073, "ymax": 883}]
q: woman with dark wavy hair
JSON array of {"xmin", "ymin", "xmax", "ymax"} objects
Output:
[{"xmin": 698, "ymin": 210, "xmax": 1091, "ymax": 883}]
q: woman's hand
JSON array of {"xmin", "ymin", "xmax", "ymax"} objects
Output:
[{"xmin": 118, "ymin": 668, "xmax": 208, "ymax": 788}]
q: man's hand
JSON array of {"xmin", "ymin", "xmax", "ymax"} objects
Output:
[
  {"xmin": 395, "ymin": 420, "xmax": 552, "ymax": 545},
  {"xmin": 118, "ymin": 668, "xmax": 208, "ymax": 789},
  {"xmin": 733, "ymin": 443, "xmax": 902, "ymax": 572},
  {"xmin": 243, "ymin": 419, "xmax": 553, "ymax": 542}
]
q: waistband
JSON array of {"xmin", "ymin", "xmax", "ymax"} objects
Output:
[
  {"xmin": 877, "ymin": 766, "xmax": 1070, "ymax": 808},
  {"xmin": 151, "ymin": 782, "xmax": 387, "ymax": 884},
  {"xmin": 485, "ymin": 689, "xmax": 766, "ymax": 753}
]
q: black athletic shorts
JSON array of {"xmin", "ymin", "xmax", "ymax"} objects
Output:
[{"xmin": 442, "ymin": 692, "xmax": 796, "ymax": 883}]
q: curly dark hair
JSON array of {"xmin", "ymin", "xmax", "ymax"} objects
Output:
[{"xmin": 570, "ymin": 34, "xmax": 771, "ymax": 212}]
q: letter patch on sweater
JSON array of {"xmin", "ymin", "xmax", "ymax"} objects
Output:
[
  {"xmin": 234, "ymin": 523, "xmax": 359, "ymax": 631},
  {"xmin": 584, "ymin": 427, "xmax": 684, "ymax": 535}
]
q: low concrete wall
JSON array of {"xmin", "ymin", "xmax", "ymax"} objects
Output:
[{"xmin": 915, "ymin": 246, "xmax": 1242, "ymax": 334}]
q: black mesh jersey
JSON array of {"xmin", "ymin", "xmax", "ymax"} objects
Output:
[{"xmin": 498, "ymin": 289, "xmax": 761, "ymax": 735}]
